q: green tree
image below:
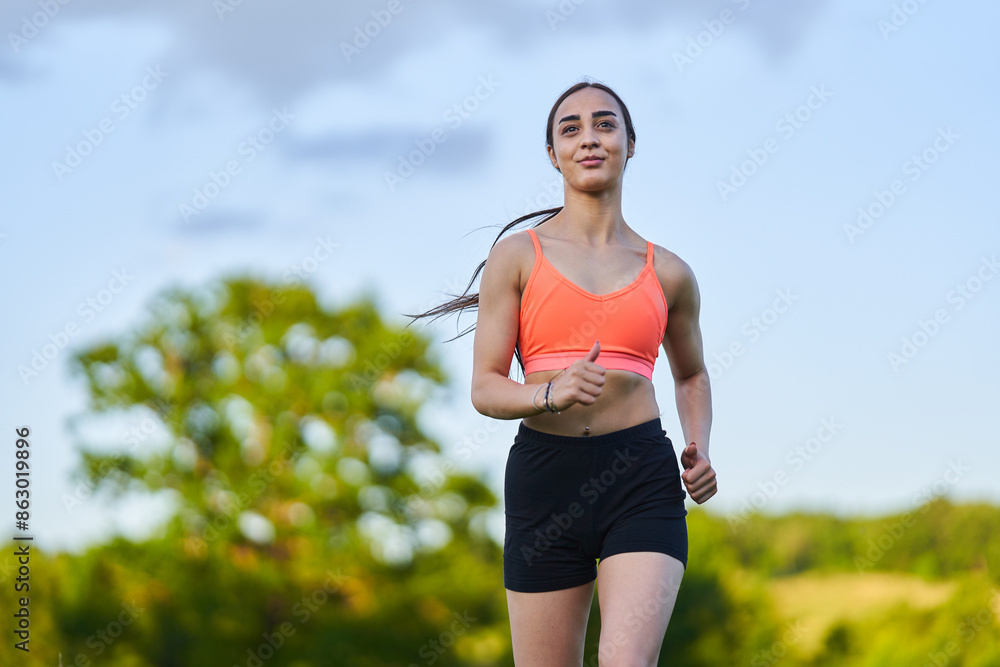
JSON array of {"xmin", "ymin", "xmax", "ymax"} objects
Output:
[{"xmin": 3, "ymin": 275, "xmax": 510, "ymax": 666}]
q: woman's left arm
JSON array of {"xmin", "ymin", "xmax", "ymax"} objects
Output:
[{"xmin": 659, "ymin": 251, "xmax": 717, "ymax": 504}]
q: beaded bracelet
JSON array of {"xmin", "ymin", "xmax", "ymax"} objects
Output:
[
  {"xmin": 543, "ymin": 367, "xmax": 568, "ymax": 414},
  {"xmin": 531, "ymin": 383, "xmax": 546, "ymax": 413}
]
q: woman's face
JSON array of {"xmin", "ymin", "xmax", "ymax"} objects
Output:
[{"xmin": 547, "ymin": 87, "xmax": 634, "ymax": 192}]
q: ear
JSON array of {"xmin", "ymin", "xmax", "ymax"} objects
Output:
[
  {"xmin": 547, "ymin": 144, "xmax": 561, "ymax": 172},
  {"xmin": 627, "ymin": 138, "xmax": 635, "ymax": 158}
]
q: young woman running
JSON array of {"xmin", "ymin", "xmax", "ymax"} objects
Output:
[{"xmin": 407, "ymin": 80, "xmax": 717, "ymax": 666}]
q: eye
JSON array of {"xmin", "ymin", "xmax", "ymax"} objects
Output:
[{"xmin": 562, "ymin": 125, "xmax": 577, "ymax": 134}]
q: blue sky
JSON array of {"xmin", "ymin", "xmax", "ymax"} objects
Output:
[{"xmin": 2, "ymin": 0, "xmax": 998, "ymax": 554}]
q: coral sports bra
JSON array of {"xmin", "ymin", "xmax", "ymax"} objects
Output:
[{"xmin": 518, "ymin": 227, "xmax": 668, "ymax": 382}]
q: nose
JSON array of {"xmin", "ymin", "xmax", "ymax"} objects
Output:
[{"xmin": 578, "ymin": 131, "xmax": 599, "ymax": 148}]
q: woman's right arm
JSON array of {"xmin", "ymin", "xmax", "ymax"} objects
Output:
[{"xmin": 470, "ymin": 233, "xmax": 545, "ymax": 419}]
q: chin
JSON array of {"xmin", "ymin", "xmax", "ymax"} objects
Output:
[{"xmin": 572, "ymin": 175, "xmax": 618, "ymax": 191}]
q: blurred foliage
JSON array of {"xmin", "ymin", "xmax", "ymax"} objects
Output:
[{"xmin": 1, "ymin": 275, "xmax": 998, "ymax": 666}]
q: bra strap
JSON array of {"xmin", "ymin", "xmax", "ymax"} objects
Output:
[
  {"xmin": 527, "ymin": 228, "xmax": 542, "ymax": 254},
  {"xmin": 645, "ymin": 241, "xmax": 653, "ymax": 266}
]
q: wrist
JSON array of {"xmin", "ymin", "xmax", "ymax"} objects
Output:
[
  {"xmin": 544, "ymin": 380, "xmax": 561, "ymax": 414},
  {"xmin": 530, "ymin": 383, "xmax": 546, "ymax": 415},
  {"xmin": 690, "ymin": 441, "xmax": 710, "ymax": 463}
]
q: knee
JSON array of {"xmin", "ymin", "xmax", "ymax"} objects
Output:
[
  {"xmin": 597, "ymin": 635, "xmax": 658, "ymax": 667},
  {"xmin": 598, "ymin": 653, "xmax": 657, "ymax": 667}
]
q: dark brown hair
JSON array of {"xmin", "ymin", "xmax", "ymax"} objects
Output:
[{"xmin": 402, "ymin": 79, "xmax": 637, "ymax": 378}]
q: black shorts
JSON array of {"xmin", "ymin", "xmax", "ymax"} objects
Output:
[{"xmin": 503, "ymin": 417, "xmax": 688, "ymax": 593}]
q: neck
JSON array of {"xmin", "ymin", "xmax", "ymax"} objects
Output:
[{"xmin": 554, "ymin": 181, "xmax": 627, "ymax": 245}]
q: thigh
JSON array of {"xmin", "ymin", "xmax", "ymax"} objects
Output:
[
  {"xmin": 594, "ymin": 552, "xmax": 685, "ymax": 666},
  {"xmin": 506, "ymin": 580, "xmax": 595, "ymax": 667},
  {"xmin": 504, "ymin": 440, "xmax": 600, "ymax": 593},
  {"xmin": 592, "ymin": 431, "xmax": 688, "ymax": 563}
]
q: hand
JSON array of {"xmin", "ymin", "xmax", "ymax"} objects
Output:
[
  {"xmin": 548, "ymin": 340, "xmax": 606, "ymax": 411},
  {"xmin": 680, "ymin": 442, "xmax": 717, "ymax": 504}
]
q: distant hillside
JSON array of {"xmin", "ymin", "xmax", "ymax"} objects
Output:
[
  {"xmin": 665, "ymin": 498, "xmax": 1000, "ymax": 666},
  {"xmin": 693, "ymin": 496, "xmax": 999, "ymax": 579}
]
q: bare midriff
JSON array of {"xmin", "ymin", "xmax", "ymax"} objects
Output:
[{"xmin": 522, "ymin": 368, "xmax": 660, "ymax": 437}]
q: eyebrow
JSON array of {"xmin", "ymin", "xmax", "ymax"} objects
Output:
[{"xmin": 558, "ymin": 110, "xmax": 618, "ymax": 125}]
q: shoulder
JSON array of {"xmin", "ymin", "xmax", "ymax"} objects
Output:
[
  {"xmin": 488, "ymin": 228, "xmax": 536, "ymax": 264},
  {"xmin": 650, "ymin": 242, "xmax": 695, "ymax": 283},
  {"xmin": 650, "ymin": 242, "xmax": 699, "ymax": 309},
  {"xmin": 485, "ymin": 229, "xmax": 537, "ymax": 288}
]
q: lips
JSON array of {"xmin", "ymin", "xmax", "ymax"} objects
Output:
[{"xmin": 579, "ymin": 157, "xmax": 604, "ymax": 166}]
